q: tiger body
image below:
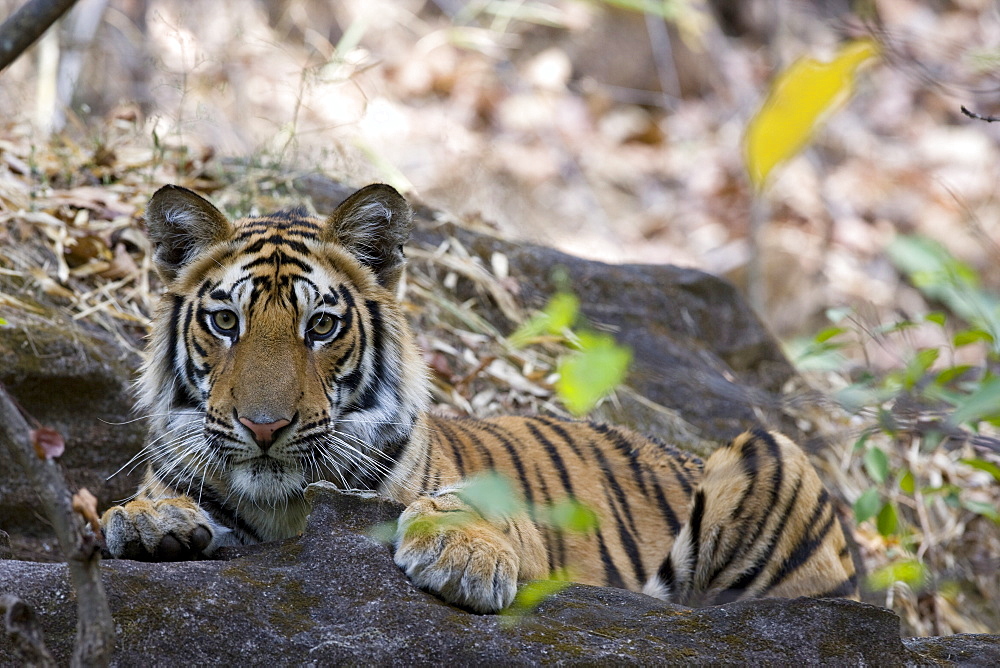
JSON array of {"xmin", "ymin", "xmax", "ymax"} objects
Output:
[{"xmin": 101, "ymin": 184, "xmax": 857, "ymax": 612}]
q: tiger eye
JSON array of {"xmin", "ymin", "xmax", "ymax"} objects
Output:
[
  {"xmin": 212, "ymin": 310, "xmax": 238, "ymax": 332},
  {"xmin": 309, "ymin": 313, "xmax": 336, "ymax": 336}
]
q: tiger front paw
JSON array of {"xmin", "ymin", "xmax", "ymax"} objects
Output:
[
  {"xmin": 393, "ymin": 493, "xmax": 519, "ymax": 613},
  {"xmin": 100, "ymin": 497, "xmax": 217, "ymax": 561}
]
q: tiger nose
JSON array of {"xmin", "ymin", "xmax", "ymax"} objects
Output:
[{"xmin": 238, "ymin": 416, "xmax": 291, "ymax": 450}]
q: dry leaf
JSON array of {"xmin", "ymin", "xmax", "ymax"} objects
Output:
[
  {"xmin": 71, "ymin": 488, "xmax": 101, "ymax": 534},
  {"xmin": 98, "ymin": 243, "xmax": 140, "ymax": 280},
  {"xmin": 30, "ymin": 427, "xmax": 65, "ymax": 460}
]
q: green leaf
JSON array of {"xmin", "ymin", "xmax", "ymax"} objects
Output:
[
  {"xmin": 925, "ymin": 311, "xmax": 947, "ymax": 327},
  {"xmin": 509, "ymin": 292, "xmax": 579, "ymax": 347},
  {"xmin": 835, "ymin": 382, "xmax": 889, "ymax": 413},
  {"xmin": 888, "ymin": 235, "xmax": 1000, "ymax": 346},
  {"xmin": 555, "ymin": 332, "xmax": 631, "ymax": 416},
  {"xmin": 899, "ymin": 469, "xmax": 915, "ymax": 495},
  {"xmin": 876, "ymin": 501, "xmax": 899, "ymax": 536},
  {"xmin": 853, "ymin": 487, "xmax": 881, "ymax": 524},
  {"xmin": 950, "ymin": 377, "xmax": 1000, "ymax": 426},
  {"xmin": 960, "ymin": 499, "xmax": 1000, "ymax": 523},
  {"xmin": 537, "ymin": 498, "xmax": 600, "ymax": 534},
  {"xmin": 863, "ymin": 446, "xmax": 890, "ymax": 485},
  {"xmin": 961, "ymin": 457, "xmax": 1000, "ymax": 483},
  {"xmin": 784, "ymin": 335, "xmax": 848, "ymax": 372},
  {"xmin": 814, "ymin": 326, "xmax": 847, "ymax": 343},
  {"xmin": 866, "ymin": 559, "xmax": 926, "ymax": 591},
  {"xmin": 875, "ymin": 319, "xmax": 916, "ymax": 336},
  {"xmin": 366, "ymin": 520, "xmax": 399, "ymax": 544},
  {"xmin": 954, "ymin": 329, "xmax": 995, "ymax": 347},
  {"xmin": 934, "ymin": 365, "xmax": 973, "ymax": 387},
  {"xmin": 853, "ymin": 432, "xmax": 871, "ymax": 452},
  {"xmin": 902, "ymin": 348, "xmax": 939, "ymax": 389},
  {"xmin": 501, "ymin": 578, "xmax": 571, "ymax": 621},
  {"xmin": 744, "ymin": 39, "xmax": 879, "ymax": 189},
  {"xmin": 922, "ymin": 483, "xmax": 962, "ymax": 498},
  {"xmin": 457, "ymin": 472, "xmax": 523, "ymax": 521}
]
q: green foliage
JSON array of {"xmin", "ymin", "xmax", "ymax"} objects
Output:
[
  {"xmin": 534, "ymin": 498, "xmax": 600, "ymax": 534},
  {"xmin": 887, "ymin": 235, "xmax": 1000, "ymax": 351},
  {"xmin": 867, "ymin": 560, "xmax": 927, "ymax": 591},
  {"xmin": 793, "ymin": 234, "xmax": 1000, "ymax": 593},
  {"xmin": 509, "ymin": 292, "xmax": 580, "ymax": 347},
  {"xmin": 456, "ymin": 471, "xmax": 524, "ymax": 521},
  {"xmin": 961, "ymin": 457, "xmax": 1000, "ymax": 483},
  {"xmin": 501, "ymin": 576, "xmax": 572, "ymax": 622},
  {"xmin": 852, "ymin": 486, "xmax": 880, "ymax": 524},
  {"xmin": 511, "ymin": 283, "xmax": 632, "ymax": 416},
  {"xmin": 556, "ymin": 332, "xmax": 633, "ymax": 416}
]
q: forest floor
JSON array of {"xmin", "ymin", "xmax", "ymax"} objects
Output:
[{"xmin": 1, "ymin": 0, "xmax": 999, "ymax": 637}]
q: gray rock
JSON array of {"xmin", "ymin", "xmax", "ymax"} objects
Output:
[
  {"xmin": 0, "ymin": 308, "xmax": 145, "ymax": 560},
  {"xmin": 2, "ymin": 487, "xmax": 995, "ymax": 665}
]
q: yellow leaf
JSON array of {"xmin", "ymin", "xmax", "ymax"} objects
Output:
[{"xmin": 744, "ymin": 39, "xmax": 879, "ymax": 189}]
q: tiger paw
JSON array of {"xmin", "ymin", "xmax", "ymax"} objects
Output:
[
  {"xmin": 393, "ymin": 493, "xmax": 519, "ymax": 613},
  {"xmin": 100, "ymin": 497, "xmax": 217, "ymax": 561}
]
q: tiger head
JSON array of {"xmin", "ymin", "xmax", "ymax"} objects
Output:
[{"xmin": 138, "ymin": 184, "xmax": 429, "ymax": 504}]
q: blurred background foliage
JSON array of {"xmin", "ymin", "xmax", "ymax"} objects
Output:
[{"xmin": 1, "ymin": 0, "xmax": 999, "ymax": 637}]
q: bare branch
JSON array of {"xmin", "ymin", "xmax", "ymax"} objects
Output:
[
  {"xmin": 0, "ymin": 383, "xmax": 115, "ymax": 667},
  {"xmin": 0, "ymin": 0, "xmax": 80, "ymax": 72},
  {"xmin": 1, "ymin": 594, "xmax": 56, "ymax": 668},
  {"xmin": 960, "ymin": 105, "xmax": 1000, "ymax": 123}
]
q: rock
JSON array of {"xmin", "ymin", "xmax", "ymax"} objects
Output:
[
  {"xmin": 0, "ymin": 306, "xmax": 146, "ymax": 561},
  {"xmin": 1, "ymin": 486, "xmax": 995, "ymax": 665}
]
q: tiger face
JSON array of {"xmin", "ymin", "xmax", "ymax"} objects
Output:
[{"xmin": 137, "ymin": 185, "xmax": 429, "ymax": 516}]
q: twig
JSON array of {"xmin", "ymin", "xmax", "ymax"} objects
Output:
[
  {"xmin": 0, "ymin": 383, "xmax": 115, "ymax": 667},
  {"xmin": 0, "ymin": 0, "xmax": 81, "ymax": 72},
  {"xmin": 960, "ymin": 106, "xmax": 1000, "ymax": 123},
  {"xmin": 1, "ymin": 594, "xmax": 56, "ymax": 668}
]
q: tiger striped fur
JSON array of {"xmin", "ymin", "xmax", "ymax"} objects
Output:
[{"xmin": 100, "ymin": 184, "xmax": 857, "ymax": 612}]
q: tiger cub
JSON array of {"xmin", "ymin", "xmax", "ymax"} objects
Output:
[{"xmin": 100, "ymin": 183, "xmax": 857, "ymax": 612}]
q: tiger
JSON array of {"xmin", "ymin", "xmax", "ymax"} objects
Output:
[{"xmin": 100, "ymin": 183, "xmax": 858, "ymax": 613}]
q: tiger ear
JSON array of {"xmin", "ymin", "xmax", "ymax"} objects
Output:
[
  {"xmin": 145, "ymin": 185, "xmax": 233, "ymax": 283},
  {"xmin": 323, "ymin": 184, "xmax": 413, "ymax": 291}
]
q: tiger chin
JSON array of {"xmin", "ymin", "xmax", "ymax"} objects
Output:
[{"xmin": 100, "ymin": 183, "xmax": 858, "ymax": 613}]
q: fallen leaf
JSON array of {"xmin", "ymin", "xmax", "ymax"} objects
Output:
[
  {"xmin": 31, "ymin": 427, "xmax": 65, "ymax": 460},
  {"xmin": 98, "ymin": 242, "xmax": 140, "ymax": 280}
]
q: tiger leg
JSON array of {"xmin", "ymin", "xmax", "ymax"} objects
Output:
[
  {"xmin": 644, "ymin": 428, "xmax": 857, "ymax": 606},
  {"xmin": 100, "ymin": 471, "xmax": 232, "ymax": 560},
  {"xmin": 393, "ymin": 486, "xmax": 548, "ymax": 613},
  {"xmin": 100, "ymin": 495, "xmax": 226, "ymax": 561}
]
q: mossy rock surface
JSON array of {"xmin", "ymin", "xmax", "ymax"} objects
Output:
[{"xmin": 2, "ymin": 487, "xmax": 996, "ymax": 665}]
